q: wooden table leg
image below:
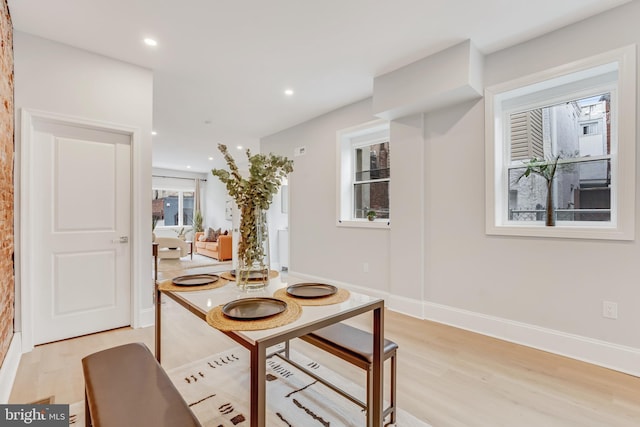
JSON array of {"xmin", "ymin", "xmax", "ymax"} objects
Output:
[
  {"xmin": 371, "ymin": 305, "xmax": 384, "ymax": 427},
  {"xmin": 250, "ymin": 344, "xmax": 267, "ymax": 427},
  {"xmin": 155, "ymin": 283, "xmax": 161, "ymax": 363}
]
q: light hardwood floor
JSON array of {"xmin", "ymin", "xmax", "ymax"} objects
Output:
[{"xmin": 9, "ymin": 272, "xmax": 640, "ymax": 426}]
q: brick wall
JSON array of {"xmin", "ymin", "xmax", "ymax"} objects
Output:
[{"xmin": 0, "ymin": 0, "xmax": 13, "ymax": 366}]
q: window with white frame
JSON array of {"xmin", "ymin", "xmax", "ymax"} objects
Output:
[
  {"xmin": 337, "ymin": 120, "xmax": 390, "ymax": 227},
  {"xmin": 485, "ymin": 45, "xmax": 636, "ymax": 240},
  {"xmin": 152, "ymin": 189, "xmax": 195, "ymax": 227}
]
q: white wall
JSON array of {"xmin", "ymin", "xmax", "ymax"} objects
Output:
[
  {"xmin": 261, "ymin": 1, "xmax": 640, "ymax": 375},
  {"xmin": 262, "ymin": 99, "xmax": 392, "ymax": 291},
  {"xmin": 267, "ymin": 185, "xmax": 289, "ymax": 270},
  {"xmin": 13, "ymin": 32, "xmax": 154, "ymax": 328},
  {"xmin": 204, "ymin": 175, "xmax": 232, "ymax": 233}
]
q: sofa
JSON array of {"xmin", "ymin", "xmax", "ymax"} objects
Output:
[{"xmin": 194, "ymin": 232, "xmax": 232, "ymax": 261}]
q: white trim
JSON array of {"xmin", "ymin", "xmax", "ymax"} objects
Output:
[
  {"xmin": 336, "ymin": 220, "xmax": 390, "ymax": 229},
  {"xmin": 289, "ymin": 270, "xmax": 640, "ymax": 376},
  {"xmin": 0, "ymin": 333, "xmax": 22, "ymax": 403},
  {"xmin": 19, "ymin": 109, "xmax": 144, "ymax": 351},
  {"xmin": 139, "ymin": 307, "xmax": 155, "ymax": 328},
  {"xmin": 130, "ymin": 118, "xmax": 147, "ymax": 330},
  {"xmin": 386, "ymin": 293, "xmax": 423, "ymax": 319},
  {"xmin": 422, "ymin": 300, "xmax": 640, "ymax": 377},
  {"xmin": 485, "ymin": 44, "xmax": 636, "ymax": 240}
]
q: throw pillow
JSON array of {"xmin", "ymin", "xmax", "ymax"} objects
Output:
[
  {"xmin": 204, "ymin": 227, "xmax": 216, "ymax": 241},
  {"xmin": 212, "ymin": 228, "xmax": 222, "ymax": 242}
]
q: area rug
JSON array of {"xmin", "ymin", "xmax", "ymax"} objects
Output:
[
  {"xmin": 70, "ymin": 348, "xmax": 431, "ymax": 427},
  {"xmin": 169, "ymin": 347, "xmax": 430, "ymax": 427},
  {"xmin": 156, "ymin": 253, "xmax": 231, "ymax": 273}
]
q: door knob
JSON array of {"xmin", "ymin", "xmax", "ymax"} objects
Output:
[{"xmin": 112, "ymin": 236, "xmax": 129, "ymax": 243}]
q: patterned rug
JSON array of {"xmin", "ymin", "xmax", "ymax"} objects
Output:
[
  {"xmin": 70, "ymin": 348, "xmax": 431, "ymax": 426},
  {"xmin": 168, "ymin": 347, "xmax": 430, "ymax": 427}
]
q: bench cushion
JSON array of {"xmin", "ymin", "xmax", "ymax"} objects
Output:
[
  {"xmin": 82, "ymin": 342, "xmax": 201, "ymax": 427},
  {"xmin": 306, "ymin": 323, "xmax": 398, "ymax": 364}
]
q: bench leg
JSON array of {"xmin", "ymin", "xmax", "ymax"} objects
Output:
[
  {"xmin": 390, "ymin": 352, "xmax": 397, "ymax": 424},
  {"xmin": 366, "ymin": 367, "xmax": 373, "ymax": 427},
  {"xmin": 84, "ymin": 389, "xmax": 92, "ymax": 427}
]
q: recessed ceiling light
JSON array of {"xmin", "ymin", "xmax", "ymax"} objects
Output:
[
  {"xmin": 151, "ymin": 131, "xmax": 157, "ymax": 136},
  {"xmin": 186, "ymin": 165, "xmax": 191, "ymax": 169},
  {"xmin": 144, "ymin": 38, "xmax": 158, "ymax": 47},
  {"xmin": 284, "ymin": 89, "xmax": 294, "ymax": 96},
  {"xmin": 208, "ymin": 156, "xmax": 214, "ymax": 161},
  {"xmin": 237, "ymin": 145, "xmax": 243, "ymax": 150}
]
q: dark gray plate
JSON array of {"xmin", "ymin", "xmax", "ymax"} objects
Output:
[
  {"xmin": 286, "ymin": 283, "xmax": 338, "ymax": 299},
  {"xmin": 222, "ymin": 298, "xmax": 287, "ymax": 320},
  {"xmin": 172, "ymin": 274, "xmax": 219, "ymax": 286}
]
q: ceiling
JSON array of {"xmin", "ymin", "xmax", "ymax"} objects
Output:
[{"xmin": 8, "ymin": 0, "xmax": 631, "ymax": 172}]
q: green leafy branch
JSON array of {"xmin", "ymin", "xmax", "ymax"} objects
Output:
[
  {"xmin": 516, "ymin": 155, "xmax": 561, "ymax": 184},
  {"xmin": 211, "ymin": 144, "xmax": 293, "ymax": 269}
]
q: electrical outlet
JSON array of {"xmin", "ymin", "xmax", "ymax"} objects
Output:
[
  {"xmin": 363, "ymin": 262, "xmax": 369, "ymax": 273},
  {"xmin": 602, "ymin": 301, "xmax": 618, "ymax": 319}
]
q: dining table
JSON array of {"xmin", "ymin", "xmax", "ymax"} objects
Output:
[{"xmin": 155, "ymin": 271, "xmax": 386, "ymax": 427}]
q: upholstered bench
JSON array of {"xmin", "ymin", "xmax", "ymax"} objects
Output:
[
  {"xmin": 299, "ymin": 323, "xmax": 398, "ymax": 425},
  {"xmin": 81, "ymin": 342, "xmax": 201, "ymax": 427}
]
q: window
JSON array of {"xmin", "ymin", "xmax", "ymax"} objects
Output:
[
  {"xmin": 582, "ymin": 122, "xmax": 599, "ymax": 135},
  {"xmin": 507, "ymin": 94, "xmax": 611, "ymax": 223},
  {"xmin": 152, "ymin": 189, "xmax": 194, "ymax": 227},
  {"xmin": 337, "ymin": 120, "xmax": 390, "ymax": 227},
  {"xmin": 485, "ymin": 45, "xmax": 636, "ymax": 240},
  {"xmin": 353, "ymin": 140, "xmax": 390, "ymax": 219}
]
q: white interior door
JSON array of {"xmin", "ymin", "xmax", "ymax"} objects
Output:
[{"xmin": 31, "ymin": 118, "xmax": 131, "ymax": 345}]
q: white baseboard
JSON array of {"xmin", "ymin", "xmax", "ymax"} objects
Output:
[
  {"xmin": 0, "ymin": 333, "xmax": 22, "ymax": 403},
  {"xmin": 289, "ymin": 270, "xmax": 640, "ymax": 376},
  {"xmin": 139, "ymin": 307, "xmax": 155, "ymax": 328},
  {"xmin": 386, "ymin": 294, "xmax": 423, "ymax": 319},
  {"xmin": 423, "ymin": 301, "xmax": 640, "ymax": 377}
]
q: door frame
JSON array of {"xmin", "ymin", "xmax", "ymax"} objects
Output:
[{"xmin": 19, "ymin": 109, "xmax": 146, "ymax": 352}]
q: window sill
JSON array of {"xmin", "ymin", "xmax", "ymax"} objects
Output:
[
  {"xmin": 337, "ymin": 220, "xmax": 390, "ymax": 229},
  {"xmin": 487, "ymin": 222, "xmax": 633, "ymax": 241}
]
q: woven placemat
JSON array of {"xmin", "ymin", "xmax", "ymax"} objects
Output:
[
  {"xmin": 219, "ymin": 270, "xmax": 279, "ymax": 281},
  {"xmin": 158, "ymin": 276, "xmax": 229, "ymax": 292},
  {"xmin": 206, "ymin": 298, "xmax": 302, "ymax": 331},
  {"xmin": 273, "ymin": 287, "xmax": 351, "ymax": 306}
]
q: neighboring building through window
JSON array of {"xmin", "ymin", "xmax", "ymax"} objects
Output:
[
  {"xmin": 485, "ymin": 45, "xmax": 636, "ymax": 240},
  {"xmin": 508, "ymin": 94, "xmax": 611, "ymax": 223},
  {"xmin": 337, "ymin": 120, "xmax": 390, "ymax": 227},
  {"xmin": 152, "ymin": 189, "xmax": 194, "ymax": 227},
  {"xmin": 353, "ymin": 140, "xmax": 390, "ymax": 220}
]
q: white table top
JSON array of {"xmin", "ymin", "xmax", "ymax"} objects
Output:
[{"xmin": 171, "ymin": 273, "xmax": 383, "ymax": 345}]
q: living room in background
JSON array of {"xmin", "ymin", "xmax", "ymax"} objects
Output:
[
  {"xmin": 485, "ymin": 45, "xmax": 636, "ymax": 240},
  {"xmin": 336, "ymin": 119, "xmax": 390, "ymax": 228}
]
